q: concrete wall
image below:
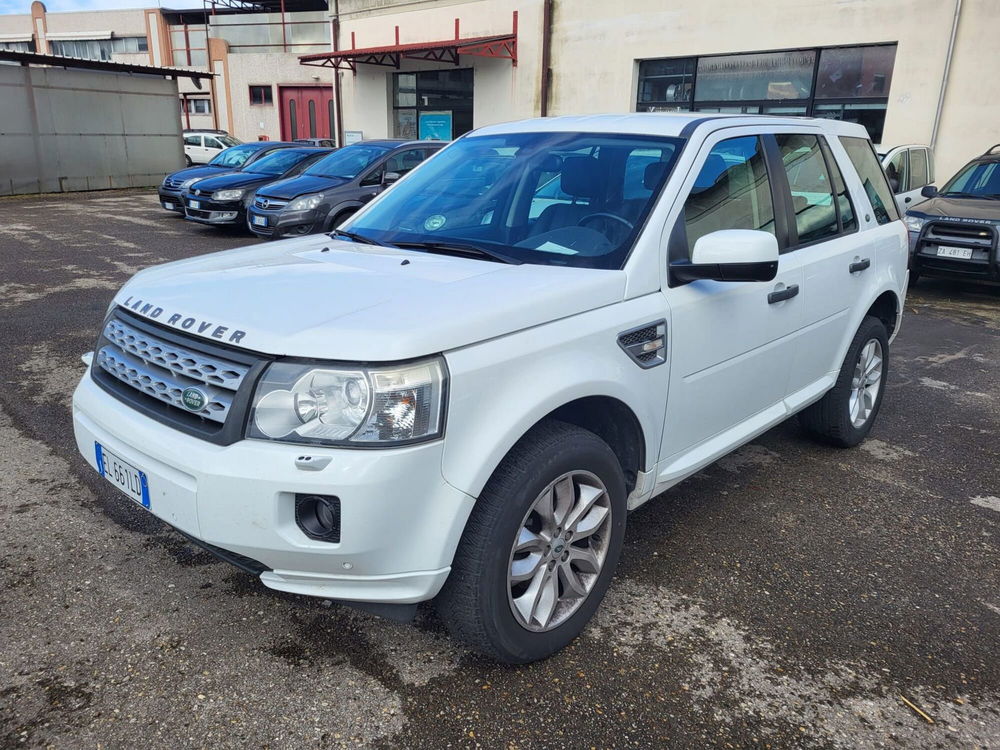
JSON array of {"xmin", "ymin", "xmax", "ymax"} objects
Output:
[{"xmin": 0, "ymin": 66, "xmax": 184, "ymax": 196}]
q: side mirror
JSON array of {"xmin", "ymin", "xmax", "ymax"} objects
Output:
[
  {"xmin": 670, "ymin": 229, "xmax": 779, "ymax": 284},
  {"xmin": 382, "ymin": 171, "xmax": 401, "ymax": 186},
  {"xmin": 921, "ymin": 185, "xmax": 938, "ymax": 199}
]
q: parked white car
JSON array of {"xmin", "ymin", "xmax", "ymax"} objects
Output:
[
  {"xmin": 183, "ymin": 130, "xmax": 241, "ymax": 166},
  {"xmin": 74, "ymin": 113, "xmax": 907, "ymax": 663},
  {"xmin": 879, "ymin": 144, "xmax": 935, "ymax": 212}
]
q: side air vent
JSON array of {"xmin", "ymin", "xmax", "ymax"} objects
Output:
[{"xmin": 618, "ymin": 320, "xmax": 667, "ymax": 369}]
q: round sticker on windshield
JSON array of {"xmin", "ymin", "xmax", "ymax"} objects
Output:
[{"xmin": 424, "ymin": 214, "xmax": 447, "ymax": 231}]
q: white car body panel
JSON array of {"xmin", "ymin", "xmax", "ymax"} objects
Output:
[{"xmin": 73, "ymin": 113, "xmax": 908, "ymax": 606}]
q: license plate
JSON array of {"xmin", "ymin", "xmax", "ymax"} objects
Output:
[
  {"xmin": 937, "ymin": 246, "xmax": 973, "ymax": 259},
  {"xmin": 95, "ymin": 443, "xmax": 150, "ymax": 509},
  {"xmin": 162, "ymin": 201, "xmax": 175, "ymax": 210},
  {"xmin": 189, "ymin": 200, "xmax": 200, "ymax": 210},
  {"xmin": 252, "ymin": 215, "xmax": 267, "ymax": 227}
]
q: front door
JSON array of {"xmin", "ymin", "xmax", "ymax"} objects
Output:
[
  {"xmin": 657, "ymin": 131, "xmax": 804, "ymax": 479},
  {"xmin": 279, "ymin": 86, "xmax": 335, "ymax": 141}
]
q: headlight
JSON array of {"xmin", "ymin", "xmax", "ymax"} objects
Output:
[
  {"xmin": 247, "ymin": 357, "xmax": 446, "ymax": 446},
  {"xmin": 287, "ymin": 193, "xmax": 323, "ymax": 211},
  {"xmin": 904, "ymin": 215, "xmax": 927, "ymax": 233},
  {"xmin": 180, "ymin": 177, "xmax": 200, "ymax": 189},
  {"xmin": 213, "ymin": 189, "xmax": 245, "ymax": 201}
]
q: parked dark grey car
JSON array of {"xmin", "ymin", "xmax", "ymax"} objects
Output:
[
  {"xmin": 246, "ymin": 140, "xmax": 445, "ymax": 239},
  {"xmin": 180, "ymin": 147, "xmax": 333, "ymax": 229},
  {"xmin": 158, "ymin": 141, "xmax": 299, "ymax": 214}
]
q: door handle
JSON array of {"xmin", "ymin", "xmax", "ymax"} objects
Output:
[
  {"xmin": 849, "ymin": 258, "xmax": 871, "ymax": 273},
  {"xmin": 767, "ymin": 284, "xmax": 799, "ymax": 304},
  {"xmin": 904, "ymin": 196, "xmax": 912, "ymax": 203}
]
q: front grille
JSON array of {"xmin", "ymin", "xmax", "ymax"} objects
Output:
[
  {"xmin": 92, "ymin": 310, "xmax": 267, "ymax": 444},
  {"xmin": 163, "ymin": 177, "xmax": 185, "ymax": 191},
  {"xmin": 924, "ymin": 221, "xmax": 995, "ymax": 245},
  {"xmin": 254, "ymin": 196, "xmax": 287, "ymax": 210}
]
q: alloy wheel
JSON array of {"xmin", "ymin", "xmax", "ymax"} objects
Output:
[
  {"xmin": 850, "ymin": 338, "xmax": 883, "ymax": 428},
  {"xmin": 507, "ymin": 471, "xmax": 613, "ymax": 632}
]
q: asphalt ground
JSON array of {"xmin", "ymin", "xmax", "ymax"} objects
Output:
[{"xmin": 0, "ymin": 189, "xmax": 998, "ymax": 749}]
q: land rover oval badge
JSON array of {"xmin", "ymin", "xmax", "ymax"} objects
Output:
[{"xmin": 181, "ymin": 387, "xmax": 208, "ymax": 412}]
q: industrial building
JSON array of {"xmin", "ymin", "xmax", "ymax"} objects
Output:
[{"xmin": 1, "ymin": 0, "xmax": 997, "ymax": 177}]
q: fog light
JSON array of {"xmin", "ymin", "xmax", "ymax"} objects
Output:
[{"xmin": 295, "ymin": 493, "xmax": 341, "ymax": 542}]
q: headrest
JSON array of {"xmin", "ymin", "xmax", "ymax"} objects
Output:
[
  {"xmin": 644, "ymin": 161, "xmax": 669, "ymax": 190},
  {"xmin": 561, "ymin": 156, "xmax": 601, "ymax": 198}
]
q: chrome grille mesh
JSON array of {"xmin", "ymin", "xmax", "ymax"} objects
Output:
[
  {"xmin": 104, "ymin": 319, "xmax": 248, "ymax": 390},
  {"xmin": 97, "ymin": 318, "xmax": 249, "ymax": 424}
]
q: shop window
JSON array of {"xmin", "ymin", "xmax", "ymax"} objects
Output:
[
  {"xmin": 695, "ymin": 50, "xmax": 815, "ymax": 102},
  {"xmin": 815, "ymin": 46, "xmax": 895, "ymax": 99},
  {"xmin": 249, "ymin": 85, "xmax": 273, "ymax": 105},
  {"xmin": 392, "ymin": 69, "xmax": 473, "ymax": 140},
  {"xmin": 636, "ymin": 58, "xmax": 695, "ymax": 111}
]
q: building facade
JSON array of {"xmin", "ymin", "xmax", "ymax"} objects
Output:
[{"xmin": 1, "ymin": 0, "xmax": 998, "ymax": 178}]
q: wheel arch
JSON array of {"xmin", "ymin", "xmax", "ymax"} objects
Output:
[
  {"xmin": 865, "ymin": 289, "xmax": 900, "ymax": 337},
  {"xmin": 324, "ymin": 202, "xmax": 362, "ymax": 231}
]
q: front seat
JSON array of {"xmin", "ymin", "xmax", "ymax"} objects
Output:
[{"xmin": 530, "ymin": 156, "xmax": 602, "ymax": 236}]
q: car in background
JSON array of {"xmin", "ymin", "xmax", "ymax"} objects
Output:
[
  {"xmin": 183, "ymin": 130, "xmax": 242, "ymax": 166},
  {"xmin": 295, "ymin": 138, "xmax": 337, "ymax": 148},
  {"xmin": 880, "ymin": 145, "xmax": 934, "ymax": 212},
  {"xmin": 247, "ymin": 140, "xmax": 445, "ymax": 239},
  {"xmin": 904, "ymin": 144, "xmax": 1000, "ymax": 286},
  {"xmin": 159, "ymin": 142, "xmax": 300, "ymax": 214},
  {"xmin": 181, "ymin": 147, "xmax": 333, "ymax": 229}
]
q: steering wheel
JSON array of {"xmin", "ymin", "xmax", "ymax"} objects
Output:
[{"xmin": 578, "ymin": 212, "xmax": 634, "ymax": 234}]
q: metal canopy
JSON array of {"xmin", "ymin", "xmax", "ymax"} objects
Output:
[
  {"xmin": 300, "ymin": 12, "xmax": 517, "ymax": 72},
  {"xmin": 0, "ymin": 50, "xmax": 215, "ymax": 80}
]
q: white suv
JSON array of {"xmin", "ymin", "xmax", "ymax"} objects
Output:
[{"xmin": 73, "ymin": 114, "xmax": 907, "ymax": 663}]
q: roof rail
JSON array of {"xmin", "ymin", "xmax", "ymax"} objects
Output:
[{"xmin": 984, "ymin": 144, "xmax": 1000, "ymax": 155}]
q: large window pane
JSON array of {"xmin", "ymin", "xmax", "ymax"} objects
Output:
[
  {"xmin": 776, "ymin": 134, "xmax": 838, "ymax": 244},
  {"xmin": 814, "ymin": 102, "xmax": 888, "ymax": 144},
  {"xmin": 840, "ymin": 136, "xmax": 900, "ymax": 225},
  {"xmin": 636, "ymin": 58, "xmax": 695, "ymax": 110},
  {"xmin": 695, "ymin": 50, "xmax": 815, "ymax": 101},
  {"xmin": 684, "ymin": 136, "xmax": 775, "ymax": 252},
  {"xmin": 815, "ymin": 45, "xmax": 896, "ymax": 99}
]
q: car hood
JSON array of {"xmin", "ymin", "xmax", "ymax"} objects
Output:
[
  {"xmin": 908, "ymin": 196, "xmax": 1000, "ymax": 223},
  {"xmin": 256, "ymin": 174, "xmax": 350, "ymax": 200},
  {"xmin": 113, "ymin": 235, "xmax": 626, "ymax": 361},
  {"xmin": 188, "ymin": 172, "xmax": 274, "ymax": 192},
  {"xmin": 167, "ymin": 164, "xmax": 229, "ymax": 182}
]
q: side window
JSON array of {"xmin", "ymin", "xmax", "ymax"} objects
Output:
[
  {"xmin": 384, "ymin": 148, "xmax": 428, "ymax": 176},
  {"xmin": 775, "ymin": 134, "xmax": 839, "ymax": 244},
  {"xmin": 910, "ymin": 148, "xmax": 929, "ymax": 189},
  {"xmin": 822, "ymin": 138, "xmax": 858, "ymax": 233},
  {"xmin": 839, "ymin": 136, "xmax": 900, "ymax": 225},
  {"xmin": 205, "ymin": 137, "xmax": 224, "ymax": 150},
  {"xmin": 183, "ymin": 135, "xmax": 201, "ymax": 147},
  {"xmin": 885, "ymin": 150, "xmax": 909, "ymax": 193},
  {"xmin": 683, "ymin": 135, "xmax": 775, "ymax": 253}
]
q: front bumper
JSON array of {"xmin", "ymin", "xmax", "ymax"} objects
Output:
[
  {"xmin": 182, "ymin": 192, "xmax": 244, "ymax": 225},
  {"xmin": 157, "ymin": 188, "xmax": 184, "ymax": 213},
  {"xmin": 911, "ymin": 222, "xmax": 1000, "ymax": 284},
  {"xmin": 246, "ymin": 204, "xmax": 322, "ymax": 238},
  {"xmin": 72, "ymin": 373, "xmax": 474, "ymax": 604}
]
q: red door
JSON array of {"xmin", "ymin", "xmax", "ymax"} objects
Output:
[{"xmin": 279, "ymin": 86, "xmax": 335, "ymax": 141}]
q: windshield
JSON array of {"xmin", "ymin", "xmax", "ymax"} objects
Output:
[
  {"xmin": 346, "ymin": 132, "xmax": 684, "ymax": 269},
  {"xmin": 941, "ymin": 161, "xmax": 1000, "ymax": 198},
  {"xmin": 305, "ymin": 144, "xmax": 393, "ymax": 179},
  {"xmin": 243, "ymin": 149, "xmax": 315, "ymax": 175},
  {"xmin": 210, "ymin": 144, "xmax": 259, "ymax": 168}
]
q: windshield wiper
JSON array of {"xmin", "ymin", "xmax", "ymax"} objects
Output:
[
  {"xmin": 329, "ymin": 229, "xmax": 386, "ymax": 246},
  {"xmin": 940, "ymin": 191, "xmax": 1000, "ymax": 200},
  {"xmin": 393, "ymin": 240, "xmax": 522, "ymax": 265}
]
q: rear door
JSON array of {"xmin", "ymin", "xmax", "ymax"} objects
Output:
[{"xmin": 770, "ymin": 131, "xmax": 876, "ymax": 405}]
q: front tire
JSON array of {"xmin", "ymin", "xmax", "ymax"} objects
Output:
[
  {"xmin": 185, "ymin": 155, "xmax": 193, "ymax": 167},
  {"xmin": 799, "ymin": 315, "xmax": 889, "ymax": 447},
  {"xmin": 437, "ymin": 420, "xmax": 627, "ymax": 663}
]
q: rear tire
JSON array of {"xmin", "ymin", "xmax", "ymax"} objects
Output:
[
  {"xmin": 185, "ymin": 155, "xmax": 193, "ymax": 167},
  {"xmin": 436, "ymin": 420, "xmax": 627, "ymax": 664},
  {"xmin": 799, "ymin": 315, "xmax": 889, "ymax": 448}
]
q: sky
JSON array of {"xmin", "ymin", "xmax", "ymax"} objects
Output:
[{"xmin": 0, "ymin": 0, "xmax": 206, "ymax": 12}]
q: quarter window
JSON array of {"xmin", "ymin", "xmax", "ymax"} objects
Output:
[
  {"xmin": 822, "ymin": 139, "xmax": 858, "ymax": 233},
  {"xmin": 776, "ymin": 134, "xmax": 839, "ymax": 244},
  {"xmin": 840, "ymin": 136, "xmax": 900, "ymax": 225},
  {"xmin": 683, "ymin": 136, "xmax": 775, "ymax": 253}
]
